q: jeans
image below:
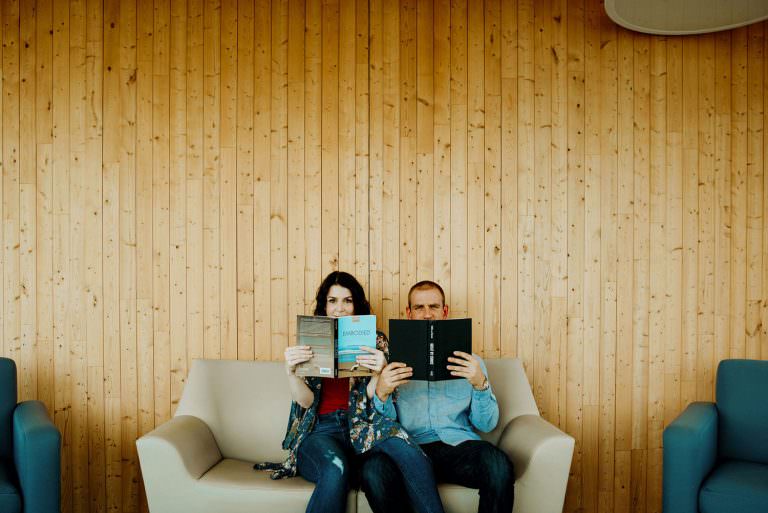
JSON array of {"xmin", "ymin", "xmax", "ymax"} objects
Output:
[
  {"xmin": 297, "ymin": 410, "xmax": 356, "ymax": 513},
  {"xmin": 363, "ymin": 439, "xmax": 515, "ymax": 513},
  {"xmin": 296, "ymin": 410, "xmax": 445, "ymax": 513},
  {"xmin": 366, "ymin": 437, "xmax": 445, "ymax": 513}
]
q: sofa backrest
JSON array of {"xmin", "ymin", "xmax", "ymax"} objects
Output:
[
  {"xmin": 175, "ymin": 357, "xmax": 539, "ymax": 462},
  {"xmin": 716, "ymin": 359, "xmax": 768, "ymax": 465},
  {"xmin": 176, "ymin": 359, "xmax": 292, "ymax": 463},
  {"xmin": 0, "ymin": 357, "xmax": 17, "ymax": 461}
]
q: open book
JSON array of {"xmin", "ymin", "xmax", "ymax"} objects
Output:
[
  {"xmin": 294, "ymin": 315, "xmax": 377, "ymax": 378},
  {"xmin": 387, "ymin": 318, "xmax": 472, "ymax": 381}
]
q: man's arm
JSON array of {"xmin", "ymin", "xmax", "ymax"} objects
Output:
[
  {"xmin": 468, "ymin": 357, "xmax": 499, "ymax": 432},
  {"xmin": 373, "ymin": 362, "xmax": 413, "ymax": 419},
  {"xmin": 373, "ymin": 390, "xmax": 397, "ymax": 419},
  {"xmin": 446, "ymin": 351, "xmax": 499, "ymax": 432}
]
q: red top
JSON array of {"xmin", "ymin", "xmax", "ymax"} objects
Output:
[{"xmin": 317, "ymin": 377, "xmax": 350, "ymax": 415}]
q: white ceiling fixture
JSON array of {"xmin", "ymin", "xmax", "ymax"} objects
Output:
[{"xmin": 605, "ymin": 0, "xmax": 768, "ymax": 35}]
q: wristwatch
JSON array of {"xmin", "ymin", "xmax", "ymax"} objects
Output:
[{"xmin": 474, "ymin": 376, "xmax": 490, "ymax": 391}]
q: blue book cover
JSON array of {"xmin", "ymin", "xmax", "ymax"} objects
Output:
[{"xmin": 336, "ymin": 315, "xmax": 377, "ymax": 372}]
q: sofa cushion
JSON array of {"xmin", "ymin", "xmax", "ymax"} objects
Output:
[
  {"xmin": 0, "ymin": 459, "xmax": 21, "ymax": 513},
  {"xmin": 716, "ymin": 359, "xmax": 768, "ymax": 465},
  {"xmin": 357, "ymin": 483, "xmax": 480, "ymax": 513},
  {"xmin": 195, "ymin": 458, "xmax": 356, "ymax": 513},
  {"xmin": 699, "ymin": 460, "xmax": 768, "ymax": 513}
]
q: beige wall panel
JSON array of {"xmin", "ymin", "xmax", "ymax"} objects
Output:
[{"xmin": 1, "ymin": 3, "xmax": 767, "ymax": 513}]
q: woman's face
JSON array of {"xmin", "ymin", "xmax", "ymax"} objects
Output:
[{"xmin": 325, "ymin": 285, "xmax": 355, "ymax": 318}]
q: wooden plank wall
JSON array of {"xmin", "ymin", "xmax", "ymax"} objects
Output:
[{"xmin": 1, "ymin": 0, "xmax": 767, "ymax": 512}]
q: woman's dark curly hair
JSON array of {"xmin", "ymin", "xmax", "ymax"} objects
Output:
[{"xmin": 313, "ymin": 271, "xmax": 371, "ymax": 316}]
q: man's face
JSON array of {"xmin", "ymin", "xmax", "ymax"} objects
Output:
[{"xmin": 406, "ymin": 288, "xmax": 449, "ymax": 320}]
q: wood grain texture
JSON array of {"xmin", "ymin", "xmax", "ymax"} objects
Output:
[{"xmin": 2, "ymin": 2, "xmax": 767, "ymax": 513}]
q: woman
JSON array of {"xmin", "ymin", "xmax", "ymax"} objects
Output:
[{"xmin": 255, "ymin": 271, "xmax": 444, "ymax": 513}]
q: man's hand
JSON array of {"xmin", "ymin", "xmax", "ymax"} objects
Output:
[
  {"xmin": 375, "ymin": 362, "xmax": 413, "ymax": 402},
  {"xmin": 356, "ymin": 346, "xmax": 387, "ymax": 373},
  {"xmin": 284, "ymin": 345, "xmax": 313, "ymax": 376},
  {"xmin": 447, "ymin": 351, "xmax": 486, "ymax": 390}
]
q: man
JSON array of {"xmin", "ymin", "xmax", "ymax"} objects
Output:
[{"xmin": 361, "ymin": 280, "xmax": 515, "ymax": 513}]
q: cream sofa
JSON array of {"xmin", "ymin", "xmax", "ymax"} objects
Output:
[{"xmin": 137, "ymin": 358, "xmax": 574, "ymax": 513}]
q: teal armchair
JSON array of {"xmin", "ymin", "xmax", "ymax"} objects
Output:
[
  {"xmin": 663, "ymin": 359, "xmax": 768, "ymax": 513},
  {"xmin": 0, "ymin": 357, "xmax": 61, "ymax": 513}
]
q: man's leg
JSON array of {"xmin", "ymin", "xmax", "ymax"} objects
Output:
[
  {"xmin": 369, "ymin": 437, "xmax": 445, "ymax": 513},
  {"xmin": 422, "ymin": 440, "xmax": 514, "ymax": 513},
  {"xmin": 358, "ymin": 452, "xmax": 415, "ymax": 513}
]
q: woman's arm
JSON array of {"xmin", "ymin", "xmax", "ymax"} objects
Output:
[
  {"xmin": 287, "ymin": 374, "xmax": 314, "ymax": 408},
  {"xmin": 285, "ymin": 346, "xmax": 315, "ymax": 408},
  {"xmin": 357, "ymin": 332, "xmax": 389, "ymax": 399},
  {"xmin": 367, "ymin": 376, "xmax": 379, "ymax": 400}
]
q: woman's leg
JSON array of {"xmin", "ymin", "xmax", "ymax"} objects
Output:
[
  {"xmin": 369, "ymin": 437, "xmax": 445, "ymax": 513},
  {"xmin": 297, "ymin": 429, "xmax": 353, "ymax": 513}
]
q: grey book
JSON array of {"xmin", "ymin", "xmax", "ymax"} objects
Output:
[{"xmin": 294, "ymin": 315, "xmax": 377, "ymax": 378}]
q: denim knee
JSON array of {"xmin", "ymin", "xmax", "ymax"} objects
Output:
[
  {"xmin": 316, "ymin": 450, "xmax": 350, "ymax": 488},
  {"xmin": 482, "ymin": 445, "xmax": 515, "ymax": 491},
  {"xmin": 360, "ymin": 452, "xmax": 400, "ymax": 497}
]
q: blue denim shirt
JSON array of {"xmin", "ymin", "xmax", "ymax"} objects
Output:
[{"xmin": 373, "ymin": 355, "xmax": 499, "ymax": 445}]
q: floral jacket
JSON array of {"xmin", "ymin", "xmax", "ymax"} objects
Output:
[{"xmin": 254, "ymin": 332, "xmax": 413, "ymax": 480}]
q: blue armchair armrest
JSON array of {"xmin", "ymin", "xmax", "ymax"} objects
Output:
[
  {"xmin": 663, "ymin": 401, "xmax": 718, "ymax": 513},
  {"xmin": 13, "ymin": 401, "xmax": 61, "ymax": 513}
]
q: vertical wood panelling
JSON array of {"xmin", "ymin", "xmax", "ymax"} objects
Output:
[
  {"xmin": 338, "ymin": 0, "xmax": 355, "ymax": 274},
  {"xmin": 270, "ymin": 0, "xmax": 288, "ymax": 356},
  {"xmin": 118, "ymin": 0, "xmax": 138, "ymax": 510},
  {"xmin": 253, "ymin": 0, "xmax": 271, "ymax": 357},
  {"xmin": 398, "ymin": 0, "xmax": 416, "ymax": 316},
  {"xmin": 3, "ymin": 3, "xmax": 768, "ymax": 513},
  {"xmin": 287, "ymin": 0, "xmax": 305, "ymax": 347},
  {"xmin": 598, "ymin": 8, "xmax": 618, "ymax": 513},
  {"xmin": 19, "ymin": 0, "xmax": 36, "ymax": 405},
  {"xmin": 103, "ymin": 1, "xmax": 122, "ymax": 510},
  {"xmin": 219, "ymin": 0, "xmax": 236, "ymax": 361},
  {"xmin": 236, "ymin": 0, "xmax": 254, "ymax": 361}
]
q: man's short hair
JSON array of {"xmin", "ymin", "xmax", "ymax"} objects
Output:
[{"xmin": 407, "ymin": 280, "xmax": 446, "ymax": 308}]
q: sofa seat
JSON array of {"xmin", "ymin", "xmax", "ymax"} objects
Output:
[
  {"xmin": 699, "ymin": 460, "xmax": 768, "ymax": 513},
  {"xmin": 195, "ymin": 458, "xmax": 357, "ymax": 513},
  {"xmin": 357, "ymin": 483, "xmax": 480, "ymax": 513},
  {"xmin": 0, "ymin": 459, "xmax": 21, "ymax": 513}
]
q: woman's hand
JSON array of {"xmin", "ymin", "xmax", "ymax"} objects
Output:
[
  {"xmin": 284, "ymin": 345, "xmax": 313, "ymax": 375},
  {"xmin": 356, "ymin": 346, "xmax": 387, "ymax": 373}
]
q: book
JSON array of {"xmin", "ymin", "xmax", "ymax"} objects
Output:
[
  {"xmin": 294, "ymin": 315, "xmax": 378, "ymax": 378},
  {"xmin": 387, "ymin": 318, "xmax": 472, "ymax": 381}
]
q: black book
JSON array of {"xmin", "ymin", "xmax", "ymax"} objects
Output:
[{"xmin": 387, "ymin": 319, "xmax": 472, "ymax": 381}]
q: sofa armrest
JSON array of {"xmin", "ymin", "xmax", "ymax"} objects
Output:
[
  {"xmin": 137, "ymin": 415, "xmax": 223, "ymax": 512},
  {"xmin": 497, "ymin": 414, "xmax": 574, "ymax": 513},
  {"xmin": 13, "ymin": 400, "xmax": 61, "ymax": 513},
  {"xmin": 662, "ymin": 402, "xmax": 718, "ymax": 513}
]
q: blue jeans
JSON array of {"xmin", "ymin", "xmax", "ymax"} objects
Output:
[
  {"xmin": 363, "ymin": 439, "xmax": 515, "ymax": 513},
  {"xmin": 296, "ymin": 410, "xmax": 445, "ymax": 513}
]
